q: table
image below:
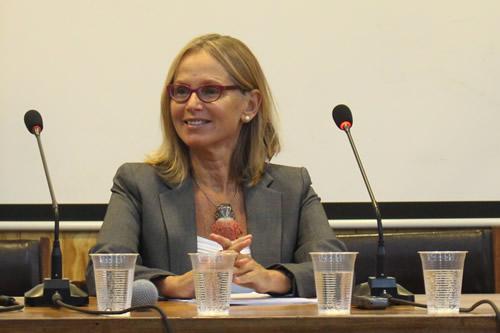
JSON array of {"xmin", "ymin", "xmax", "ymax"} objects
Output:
[{"xmin": 0, "ymin": 294, "xmax": 498, "ymax": 333}]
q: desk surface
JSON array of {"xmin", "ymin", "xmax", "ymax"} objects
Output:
[{"xmin": 1, "ymin": 294, "xmax": 499, "ymax": 333}]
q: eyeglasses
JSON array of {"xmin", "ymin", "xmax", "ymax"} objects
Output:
[{"xmin": 168, "ymin": 84, "xmax": 243, "ymax": 103}]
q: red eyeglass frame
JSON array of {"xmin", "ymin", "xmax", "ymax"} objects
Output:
[{"xmin": 167, "ymin": 84, "xmax": 242, "ymax": 103}]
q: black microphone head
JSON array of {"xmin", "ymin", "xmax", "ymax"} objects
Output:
[
  {"xmin": 332, "ymin": 104, "xmax": 353, "ymax": 130},
  {"xmin": 24, "ymin": 110, "xmax": 43, "ymax": 134},
  {"xmin": 131, "ymin": 279, "xmax": 159, "ymax": 307}
]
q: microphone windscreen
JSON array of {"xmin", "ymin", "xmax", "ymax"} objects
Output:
[
  {"xmin": 0, "ymin": 295, "xmax": 16, "ymax": 306},
  {"xmin": 24, "ymin": 110, "xmax": 43, "ymax": 134},
  {"xmin": 131, "ymin": 279, "xmax": 159, "ymax": 307},
  {"xmin": 332, "ymin": 104, "xmax": 353, "ymax": 130}
]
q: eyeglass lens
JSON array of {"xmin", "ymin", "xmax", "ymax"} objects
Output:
[{"xmin": 170, "ymin": 85, "xmax": 223, "ymax": 103}]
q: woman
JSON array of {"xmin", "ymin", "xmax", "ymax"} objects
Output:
[{"xmin": 86, "ymin": 33, "xmax": 345, "ymax": 298}]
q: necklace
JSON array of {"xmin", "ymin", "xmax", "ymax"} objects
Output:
[
  {"xmin": 193, "ymin": 177, "xmax": 243, "ymax": 240},
  {"xmin": 192, "ymin": 178, "xmax": 239, "ymax": 219}
]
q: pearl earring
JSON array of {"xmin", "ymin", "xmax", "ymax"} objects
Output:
[{"xmin": 244, "ymin": 115, "xmax": 251, "ymax": 122}]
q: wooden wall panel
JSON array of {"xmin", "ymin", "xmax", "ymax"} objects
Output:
[
  {"xmin": 493, "ymin": 227, "xmax": 500, "ymax": 293},
  {"xmin": 0, "ymin": 231, "xmax": 98, "ymax": 283},
  {"xmin": 3, "ymin": 228, "xmax": 499, "ymax": 292}
]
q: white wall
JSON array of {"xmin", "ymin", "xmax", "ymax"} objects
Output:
[{"xmin": 1, "ymin": 0, "xmax": 499, "ymax": 204}]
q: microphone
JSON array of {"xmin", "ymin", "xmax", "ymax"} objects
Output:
[
  {"xmin": 332, "ymin": 104, "xmax": 414, "ymax": 303},
  {"xmin": 132, "ymin": 280, "xmax": 159, "ymax": 307},
  {"xmin": 24, "ymin": 110, "xmax": 44, "ymax": 135},
  {"xmin": 0, "ymin": 295, "xmax": 24, "ymax": 313},
  {"xmin": 50, "ymin": 279, "xmax": 170, "ymax": 332},
  {"xmin": 23, "ymin": 110, "xmax": 89, "ymax": 307},
  {"xmin": 0, "ymin": 295, "xmax": 16, "ymax": 306},
  {"xmin": 24, "ymin": 110, "xmax": 62, "ymax": 280}
]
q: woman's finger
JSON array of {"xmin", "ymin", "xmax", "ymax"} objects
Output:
[
  {"xmin": 209, "ymin": 233, "xmax": 253, "ymax": 251},
  {"xmin": 209, "ymin": 233, "xmax": 232, "ymax": 249},
  {"xmin": 233, "ymin": 270, "xmax": 259, "ymax": 286},
  {"xmin": 231, "ymin": 237, "xmax": 252, "ymax": 252},
  {"xmin": 229, "ymin": 234, "xmax": 252, "ymax": 248},
  {"xmin": 236, "ymin": 253, "xmax": 251, "ymax": 261},
  {"xmin": 233, "ymin": 257, "xmax": 253, "ymax": 276}
]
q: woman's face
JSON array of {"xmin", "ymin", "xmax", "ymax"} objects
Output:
[{"xmin": 170, "ymin": 50, "xmax": 255, "ymax": 155}]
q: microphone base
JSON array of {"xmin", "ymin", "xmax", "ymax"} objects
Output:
[
  {"xmin": 353, "ymin": 276, "xmax": 415, "ymax": 302},
  {"xmin": 24, "ymin": 278, "xmax": 89, "ymax": 307}
]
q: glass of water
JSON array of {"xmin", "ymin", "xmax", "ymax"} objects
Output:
[
  {"xmin": 90, "ymin": 253, "xmax": 138, "ymax": 312},
  {"xmin": 189, "ymin": 252, "xmax": 237, "ymax": 316},
  {"xmin": 418, "ymin": 251, "xmax": 467, "ymax": 314},
  {"xmin": 310, "ymin": 252, "xmax": 358, "ymax": 315}
]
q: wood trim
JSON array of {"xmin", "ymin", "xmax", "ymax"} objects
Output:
[
  {"xmin": 493, "ymin": 227, "xmax": 500, "ymax": 293},
  {"xmin": 39, "ymin": 237, "xmax": 51, "ymax": 279},
  {"xmin": 2, "ymin": 295, "xmax": 498, "ymax": 333}
]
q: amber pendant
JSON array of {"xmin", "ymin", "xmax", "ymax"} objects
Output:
[{"xmin": 211, "ymin": 203, "xmax": 242, "ymax": 241}]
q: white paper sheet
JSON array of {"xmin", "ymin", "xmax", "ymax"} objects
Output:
[
  {"xmin": 229, "ymin": 292, "xmax": 317, "ymax": 306},
  {"xmin": 172, "ymin": 292, "xmax": 317, "ymax": 306}
]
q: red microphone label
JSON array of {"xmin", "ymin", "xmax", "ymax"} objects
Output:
[{"xmin": 340, "ymin": 121, "xmax": 351, "ymax": 130}]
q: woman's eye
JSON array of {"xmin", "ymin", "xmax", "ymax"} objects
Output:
[
  {"xmin": 175, "ymin": 86, "xmax": 190, "ymax": 96},
  {"xmin": 201, "ymin": 86, "xmax": 220, "ymax": 97}
]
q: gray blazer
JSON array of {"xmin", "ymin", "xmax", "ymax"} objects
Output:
[{"xmin": 86, "ymin": 163, "xmax": 346, "ymax": 297}]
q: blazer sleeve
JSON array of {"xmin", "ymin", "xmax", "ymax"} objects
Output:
[
  {"xmin": 269, "ymin": 167, "xmax": 347, "ymax": 297},
  {"xmin": 85, "ymin": 164, "xmax": 173, "ymax": 295}
]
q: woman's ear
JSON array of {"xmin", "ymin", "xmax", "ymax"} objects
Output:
[{"xmin": 241, "ymin": 89, "xmax": 262, "ymax": 123}]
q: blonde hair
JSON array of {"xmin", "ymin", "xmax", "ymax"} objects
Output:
[{"xmin": 146, "ymin": 33, "xmax": 280, "ymax": 186}]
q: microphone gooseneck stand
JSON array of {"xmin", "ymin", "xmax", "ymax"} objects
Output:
[
  {"xmin": 34, "ymin": 126, "xmax": 62, "ymax": 280},
  {"xmin": 332, "ymin": 104, "xmax": 500, "ymax": 323},
  {"xmin": 331, "ymin": 103, "xmax": 414, "ymax": 304},
  {"xmin": 24, "ymin": 117, "xmax": 88, "ymax": 306},
  {"xmin": 21, "ymin": 111, "xmax": 170, "ymax": 331},
  {"xmin": 341, "ymin": 124, "xmax": 414, "ymax": 301}
]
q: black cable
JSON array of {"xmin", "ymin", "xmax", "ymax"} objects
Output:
[
  {"xmin": 387, "ymin": 297, "xmax": 427, "ymax": 308},
  {"xmin": 388, "ymin": 296, "xmax": 500, "ymax": 332},
  {"xmin": 460, "ymin": 299, "xmax": 500, "ymax": 333},
  {"xmin": 52, "ymin": 293, "xmax": 171, "ymax": 333},
  {"xmin": 0, "ymin": 304, "xmax": 24, "ymax": 312},
  {"xmin": 460, "ymin": 299, "xmax": 500, "ymax": 315}
]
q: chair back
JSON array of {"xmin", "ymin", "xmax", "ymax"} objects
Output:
[
  {"xmin": 0, "ymin": 238, "xmax": 50, "ymax": 296},
  {"xmin": 338, "ymin": 228, "xmax": 494, "ymax": 294}
]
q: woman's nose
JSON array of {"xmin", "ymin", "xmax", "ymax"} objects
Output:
[{"xmin": 185, "ymin": 91, "xmax": 203, "ymax": 111}]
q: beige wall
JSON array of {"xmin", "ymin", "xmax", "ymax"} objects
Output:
[{"xmin": 2, "ymin": 1, "xmax": 500, "ymax": 204}]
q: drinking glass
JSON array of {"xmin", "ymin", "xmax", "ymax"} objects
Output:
[
  {"xmin": 90, "ymin": 253, "xmax": 138, "ymax": 312},
  {"xmin": 189, "ymin": 252, "xmax": 237, "ymax": 316},
  {"xmin": 310, "ymin": 252, "xmax": 358, "ymax": 315},
  {"xmin": 419, "ymin": 251, "xmax": 467, "ymax": 314}
]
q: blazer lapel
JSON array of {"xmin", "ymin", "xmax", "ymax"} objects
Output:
[
  {"xmin": 159, "ymin": 177, "xmax": 196, "ymax": 274},
  {"xmin": 245, "ymin": 171, "xmax": 282, "ymax": 267}
]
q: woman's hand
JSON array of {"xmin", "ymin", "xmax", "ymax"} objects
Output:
[
  {"xmin": 209, "ymin": 233, "xmax": 291, "ymax": 293},
  {"xmin": 209, "ymin": 233, "xmax": 253, "ymax": 253},
  {"xmin": 155, "ymin": 271, "xmax": 195, "ymax": 299},
  {"xmin": 233, "ymin": 257, "xmax": 292, "ymax": 294}
]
